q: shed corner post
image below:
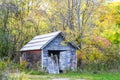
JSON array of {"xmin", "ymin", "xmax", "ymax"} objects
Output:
[{"xmin": 76, "ymin": 50, "xmax": 77, "ymax": 70}]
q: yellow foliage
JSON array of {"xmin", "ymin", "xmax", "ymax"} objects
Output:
[{"xmin": 20, "ymin": 61, "xmax": 28, "ymax": 70}]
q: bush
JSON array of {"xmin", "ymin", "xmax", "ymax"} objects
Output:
[
  {"xmin": 19, "ymin": 61, "xmax": 28, "ymax": 71},
  {"xmin": 4, "ymin": 72, "xmax": 28, "ymax": 80},
  {"xmin": 28, "ymin": 70, "xmax": 46, "ymax": 75},
  {"xmin": 77, "ymin": 43, "xmax": 120, "ymax": 72}
]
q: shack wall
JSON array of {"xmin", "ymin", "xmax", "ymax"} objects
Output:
[
  {"xmin": 42, "ymin": 34, "xmax": 77, "ymax": 70},
  {"xmin": 21, "ymin": 50, "xmax": 41, "ymax": 68}
]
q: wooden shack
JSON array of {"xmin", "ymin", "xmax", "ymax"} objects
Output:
[{"xmin": 20, "ymin": 31, "xmax": 79, "ymax": 74}]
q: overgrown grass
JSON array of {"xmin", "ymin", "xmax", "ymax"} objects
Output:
[
  {"xmin": 54, "ymin": 72, "xmax": 120, "ymax": 80},
  {"xmin": 0, "ymin": 58, "xmax": 119, "ymax": 80},
  {"xmin": 26, "ymin": 69, "xmax": 47, "ymax": 75},
  {"xmin": 26, "ymin": 71, "xmax": 120, "ymax": 80}
]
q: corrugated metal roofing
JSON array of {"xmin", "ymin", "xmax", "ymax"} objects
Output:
[{"xmin": 20, "ymin": 31, "xmax": 61, "ymax": 51}]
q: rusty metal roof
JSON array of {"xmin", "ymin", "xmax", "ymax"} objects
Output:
[{"xmin": 20, "ymin": 31, "xmax": 62, "ymax": 51}]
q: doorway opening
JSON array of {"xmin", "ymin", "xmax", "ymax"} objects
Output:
[
  {"xmin": 48, "ymin": 50, "xmax": 65, "ymax": 73},
  {"xmin": 48, "ymin": 50, "xmax": 60, "ymax": 58}
]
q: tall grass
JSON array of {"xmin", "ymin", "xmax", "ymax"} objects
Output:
[{"xmin": 0, "ymin": 58, "xmax": 28, "ymax": 80}]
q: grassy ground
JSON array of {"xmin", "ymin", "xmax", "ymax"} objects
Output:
[{"xmin": 26, "ymin": 72, "xmax": 120, "ymax": 80}]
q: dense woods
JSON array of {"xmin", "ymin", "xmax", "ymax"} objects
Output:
[{"xmin": 0, "ymin": 0, "xmax": 120, "ymax": 75}]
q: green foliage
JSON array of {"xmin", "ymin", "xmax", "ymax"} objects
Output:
[
  {"xmin": 0, "ymin": 59, "xmax": 7, "ymax": 73},
  {"xmin": 0, "ymin": 58, "xmax": 28, "ymax": 80},
  {"xmin": 19, "ymin": 61, "xmax": 28, "ymax": 71},
  {"xmin": 0, "ymin": 28, "xmax": 12, "ymax": 57},
  {"xmin": 95, "ymin": 2, "xmax": 120, "ymax": 44},
  {"xmin": 77, "ymin": 44, "xmax": 120, "ymax": 72},
  {"xmin": 76, "ymin": 2, "xmax": 120, "ymax": 72}
]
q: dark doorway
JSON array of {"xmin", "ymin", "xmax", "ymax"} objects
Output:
[
  {"xmin": 48, "ymin": 50, "xmax": 66, "ymax": 73},
  {"xmin": 47, "ymin": 50, "xmax": 60, "ymax": 73},
  {"xmin": 48, "ymin": 50, "xmax": 60, "ymax": 62}
]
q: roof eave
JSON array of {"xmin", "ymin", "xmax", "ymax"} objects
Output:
[{"xmin": 69, "ymin": 42, "xmax": 80, "ymax": 50}]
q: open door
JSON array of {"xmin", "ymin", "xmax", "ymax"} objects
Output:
[{"xmin": 47, "ymin": 51, "xmax": 59, "ymax": 74}]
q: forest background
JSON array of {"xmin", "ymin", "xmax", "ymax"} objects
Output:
[{"xmin": 0, "ymin": 0, "xmax": 120, "ymax": 76}]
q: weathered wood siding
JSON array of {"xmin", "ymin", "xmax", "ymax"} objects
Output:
[
  {"xmin": 21, "ymin": 50, "xmax": 41, "ymax": 68},
  {"xmin": 42, "ymin": 34, "xmax": 77, "ymax": 71},
  {"xmin": 59, "ymin": 50, "xmax": 77, "ymax": 71},
  {"xmin": 44, "ymin": 34, "xmax": 76, "ymax": 51}
]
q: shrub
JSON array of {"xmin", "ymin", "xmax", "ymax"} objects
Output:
[{"xmin": 19, "ymin": 61, "xmax": 28, "ymax": 71}]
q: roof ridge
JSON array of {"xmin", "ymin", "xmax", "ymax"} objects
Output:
[{"xmin": 34, "ymin": 31, "xmax": 61, "ymax": 39}]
